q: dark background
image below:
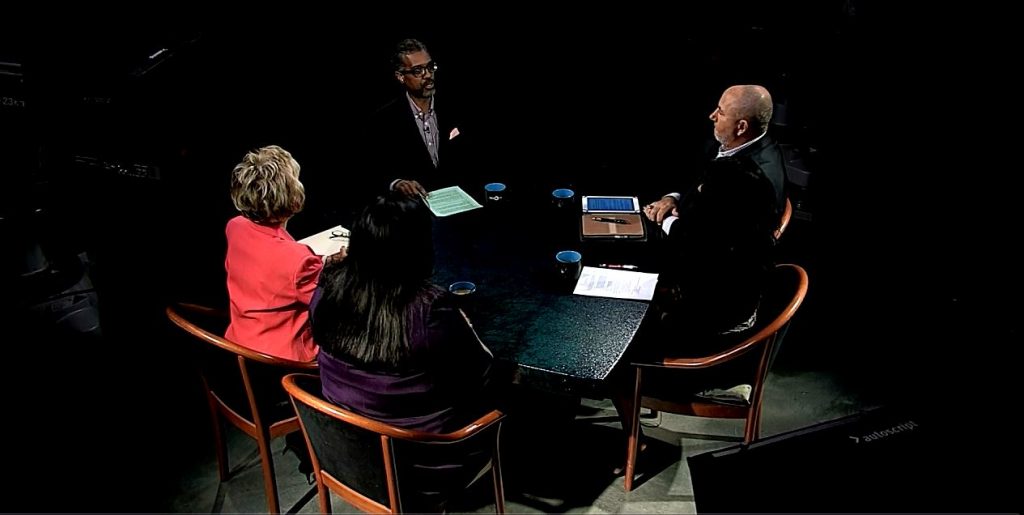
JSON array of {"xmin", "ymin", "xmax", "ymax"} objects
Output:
[{"xmin": 1, "ymin": 3, "xmax": 1017, "ymax": 510}]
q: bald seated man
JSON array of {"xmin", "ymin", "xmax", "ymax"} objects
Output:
[
  {"xmin": 644, "ymin": 84, "xmax": 787, "ymax": 228},
  {"xmin": 604, "ymin": 86, "xmax": 790, "ymax": 448}
]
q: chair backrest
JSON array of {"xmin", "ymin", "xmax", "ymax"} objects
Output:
[
  {"xmin": 652, "ymin": 264, "xmax": 808, "ymax": 437},
  {"xmin": 166, "ymin": 302, "xmax": 317, "ymax": 513},
  {"xmin": 283, "ymin": 373, "xmax": 505, "ymax": 514},
  {"xmin": 774, "ymin": 197, "xmax": 793, "ymax": 241},
  {"xmin": 166, "ymin": 303, "xmax": 317, "ymax": 425},
  {"xmin": 625, "ymin": 264, "xmax": 808, "ymax": 491},
  {"xmin": 660, "ymin": 263, "xmax": 808, "ymax": 374}
]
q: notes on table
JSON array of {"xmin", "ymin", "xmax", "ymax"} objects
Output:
[
  {"xmin": 425, "ymin": 186, "xmax": 482, "ymax": 217},
  {"xmin": 298, "ymin": 225, "xmax": 349, "ymax": 256},
  {"xmin": 572, "ymin": 266, "xmax": 659, "ymax": 301}
]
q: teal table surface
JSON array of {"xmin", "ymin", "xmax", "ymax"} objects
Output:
[{"xmin": 432, "ymin": 195, "xmax": 658, "ymax": 395}]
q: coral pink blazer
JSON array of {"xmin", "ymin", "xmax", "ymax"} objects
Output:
[{"xmin": 224, "ymin": 216, "xmax": 322, "ymax": 361}]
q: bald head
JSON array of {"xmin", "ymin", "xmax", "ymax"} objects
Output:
[
  {"xmin": 725, "ymin": 85, "xmax": 773, "ymax": 135},
  {"xmin": 711, "ymin": 84, "xmax": 774, "ymax": 150}
]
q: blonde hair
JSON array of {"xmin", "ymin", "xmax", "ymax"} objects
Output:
[{"xmin": 229, "ymin": 145, "xmax": 305, "ymax": 224}]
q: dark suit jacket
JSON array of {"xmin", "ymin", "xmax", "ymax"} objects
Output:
[
  {"xmin": 655, "ymin": 141, "xmax": 783, "ymax": 350},
  {"xmin": 732, "ymin": 133, "xmax": 787, "ymax": 214},
  {"xmin": 365, "ymin": 94, "xmax": 473, "ymax": 195}
]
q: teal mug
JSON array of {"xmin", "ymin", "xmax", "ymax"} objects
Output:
[{"xmin": 555, "ymin": 250, "xmax": 583, "ymax": 283}]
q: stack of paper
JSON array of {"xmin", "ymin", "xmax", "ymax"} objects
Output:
[
  {"xmin": 572, "ymin": 266, "xmax": 659, "ymax": 301},
  {"xmin": 298, "ymin": 225, "xmax": 349, "ymax": 256}
]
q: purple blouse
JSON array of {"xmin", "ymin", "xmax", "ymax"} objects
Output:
[{"xmin": 316, "ymin": 293, "xmax": 492, "ymax": 434}]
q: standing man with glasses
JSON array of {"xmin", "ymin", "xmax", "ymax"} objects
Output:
[{"xmin": 366, "ymin": 38, "xmax": 471, "ymax": 198}]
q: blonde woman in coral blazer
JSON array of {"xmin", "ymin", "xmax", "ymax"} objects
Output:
[{"xmin": 224, "ymin": 145, "xmax": 342, "ymax": 362}]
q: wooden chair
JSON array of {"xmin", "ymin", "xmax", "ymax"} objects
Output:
[
  {"xmin": 623, "ymin": 263, "xmax": 809, "ymax": 491},
  {"xmin": 643, "ymin": 196, "xmax": 794, "ymax": 423},
  {"xmin": 166, "ymin": 303, "xmax": 318, "ymax": 513},
  {"xmin": 774, "ymin": 197, "xmax": 793, "ymax": 241},
  {"xmin": 283, "ymin": 373, "xmax": 506, "ymax": 514}
]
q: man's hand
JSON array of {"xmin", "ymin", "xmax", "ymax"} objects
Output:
[
  {"xmin": 643, "ymin": 196, "xmax": 678, "ymax": 223},
  {"xmin": 393, "ymin": 179, "xmax": 427, "ymax": 199}
]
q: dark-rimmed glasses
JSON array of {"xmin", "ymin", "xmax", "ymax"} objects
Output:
[{"xmin": 400, "ymin": 61, "xmax": 438, "ymax": 78}]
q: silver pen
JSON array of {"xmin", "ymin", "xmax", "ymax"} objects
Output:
[
  {"xmin": 597, "ymin": 264, "xmax": 639, "ymax": 270},
  {"xmin": 592, "ymin": 216, "xmax": 628, "ymax": 224}
]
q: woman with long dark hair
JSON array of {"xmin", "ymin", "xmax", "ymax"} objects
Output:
[
  {"xmin": 311, "ymin": 193, "xmax": 494, "ymax": 511},
  {"xmin": 312, "ymin": 192, "xmax": 492, "ymax": 433}
]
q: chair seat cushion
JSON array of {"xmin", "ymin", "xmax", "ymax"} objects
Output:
[
  {"xmin": 639, "ymin": 358, "xmax": 755, "ymax": 405},
  {"xmin": 694, "ymin": 384, "xmax": 752, "ymax": 406}
]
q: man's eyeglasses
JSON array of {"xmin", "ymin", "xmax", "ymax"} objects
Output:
[{"xmin": 400, "ymin": 61, "xmax": 439, "ymax": 78}]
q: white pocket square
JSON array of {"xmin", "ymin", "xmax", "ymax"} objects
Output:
[{"xmin": 449, "ymin": 127, "xmax": 460, "ymax": 140}]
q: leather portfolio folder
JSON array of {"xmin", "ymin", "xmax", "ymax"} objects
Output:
[{"xmin": 581, "ymin": 213, "xmax": 645, "ymax": 239}]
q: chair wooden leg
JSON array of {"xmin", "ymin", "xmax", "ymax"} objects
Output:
[
  {"xmin": 256, "ymin": 430, "xmax": 281, "ymax": 514},
  {"xmin": 754, "ymin": 403, "xmax": 763, "ymax": 438},
  {"xmin": 624, "ymin": 368, "xmax": 643, "ymax": 492},
  {"xmin": 745, "ymin": 403, "xmax": 764, "ymax": 444},
  {"xmin": 205, "ymin": 389, "xmax": 229, "ymax": 481},
  {"xmin": 492, "ymin": 442, "xmax": 505, "ymax": 514},
  {"xmin": 316, "ymin": 470, "xmax": 332, "ymax": 514}
]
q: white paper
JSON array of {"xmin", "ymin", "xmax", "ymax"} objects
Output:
[
  {"xmin": 297, "ymin": 225, "xmax": 349, "ymax": 256},
  {"xmin": 425, "ymin": 186, "xmax": 482, "ymax": 217},
  {"xmin": 572, "ymin": 266, "xmax": 659, "ymax": 301}
]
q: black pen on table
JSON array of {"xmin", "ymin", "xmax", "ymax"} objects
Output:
[
  {"xmin": 597, "ymin": 263, "xmax": 639, "ymax": 270},
  {"xmin": 592, "ymin": 216, "xmax": 628, "ymax": 224}
]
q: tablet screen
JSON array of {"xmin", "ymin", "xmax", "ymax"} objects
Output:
[{"xmin": 585, "ymin": 196, "xmax": 637, "ymax": 212}]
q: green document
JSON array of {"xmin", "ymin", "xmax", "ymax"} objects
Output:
[{"xmin": 425, "ymin": 186, "xmax": 483, "ymax": 217}]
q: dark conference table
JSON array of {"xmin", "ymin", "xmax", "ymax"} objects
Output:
[{"xmin": 431, "ymin": 191, "xmax": 660, "ymax": 397}]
